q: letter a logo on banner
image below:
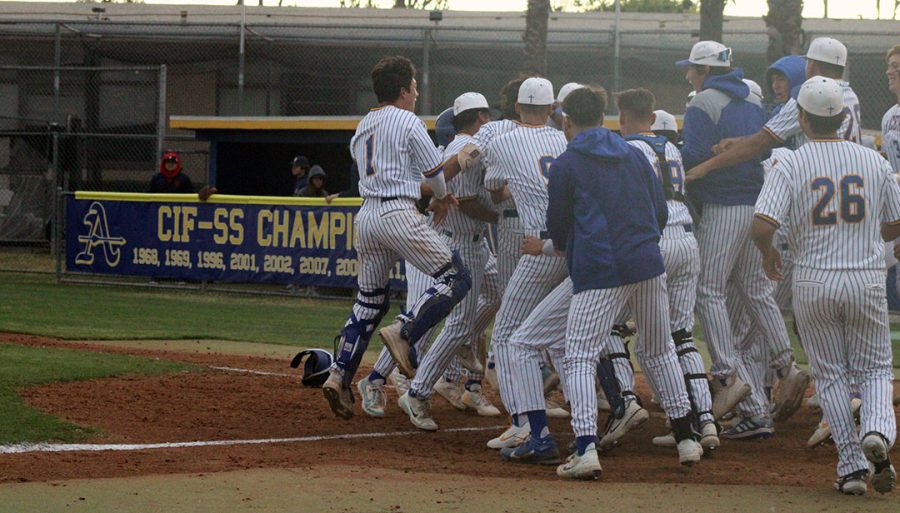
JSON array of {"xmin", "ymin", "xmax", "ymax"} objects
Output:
[{"xmin": 75, "ymin": 201, "xmax": 127, "ymax": 267}]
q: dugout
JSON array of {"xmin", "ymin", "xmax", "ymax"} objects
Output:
[{"xmin": 170, "ymin": 116, "xmax": 439, "ymax": 197}]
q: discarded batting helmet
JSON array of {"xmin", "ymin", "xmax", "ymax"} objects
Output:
[{"xmin": 289, "ymin": 348, "xmax": 333, "ymax": 387}]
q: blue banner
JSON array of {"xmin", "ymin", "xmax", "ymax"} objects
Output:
[{"xmin": 65, "ymin": 192, "xmax": 407, "ymax": 289}]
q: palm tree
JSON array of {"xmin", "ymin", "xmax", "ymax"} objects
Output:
[
  {"xmin": 699, "ymin": 0, "xmax": 726, "ymax": 42},
  {"xmin": 524, "ymin": 0, "xmax": 551, "ymax": 75},
  {"xmin": 764, "ymin": 0, "xmax": 804, "ymax": 62}
]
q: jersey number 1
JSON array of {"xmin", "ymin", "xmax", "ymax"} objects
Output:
[
  {"xmin": 811, "ymin": 175, "xmax": 865, "ymax": 226},
  {"xmin": 365, "ymin": 135, "xmax": 376, "ymax": 176}
]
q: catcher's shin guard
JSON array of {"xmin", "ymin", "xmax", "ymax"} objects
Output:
[
  {"xmin": 673, "ymin": 329, "xmax": 712, "ymax": 429},
  {"xmin": 597, "ymin": 357, "xmax": 625, "ymax": 418},
  {"xmin": 335, "ymin": 286, "xmax": 390, "ymax": 386},
  {"xmin": 403, "ymin": 250, "xmax": 472, "ymax": 345}
]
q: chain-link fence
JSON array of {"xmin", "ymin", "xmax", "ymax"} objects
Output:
[{"xmin": 0, "ymin": 15, "xmax": 895, "ymax": 245}]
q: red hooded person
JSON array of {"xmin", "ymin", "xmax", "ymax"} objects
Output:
[{"xmin": 149, "ymin": 151, "xmax": 194, "ymax": 193}]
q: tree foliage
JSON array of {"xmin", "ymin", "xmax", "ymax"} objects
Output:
[
  {"xmin": 764, "ymin": 0, "xmax": 804, "ymax": 62},
  {"xmin": 573, "ymin": 0, "xmax": 696, "ymax": 13}
]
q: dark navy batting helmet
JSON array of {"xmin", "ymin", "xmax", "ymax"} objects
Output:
[
  {"xmin": 289, "ymin": 348, "xmax": 333, "ymax": 387},
  {"xmin": 435, "ymin": 107, "xmax": 456, "ymax": 148}
]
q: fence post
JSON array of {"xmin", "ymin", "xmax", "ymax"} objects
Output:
[
  {"xmin": 55, "ymin": 188, "xmax": 63, "ymax": 283},
  {"xmin": 238, "ymin": 5, "xmax": 246, "ymax": 116},
  {"xmin": 612, "ymin": 0, "xmax": 621, "ymax": 114},
  {"xmin": 422, "ymin": 28, "xmax": 432, "ymax": 116},
  {"xmin": 157, "ymin": 65, "xmax": 167, "ymax": 167},
  {"xmin": 53, "ymin": 24, "xmax": 61, "ymax": 123},
  {"xmin": 50, "ymin": 130, "xmax": 60, "ymax": 258}
]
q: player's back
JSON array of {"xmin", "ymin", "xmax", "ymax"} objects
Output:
[
  {"xmin": 439, "ymin": 133, "xmax": 493, "ymax": 234},
  {"xmin": 779, "ymin": 140, "xmax": 895, "ymax": 270},
  {"xmin": 840, "ymin": 83, "xmax": 862, "ymax": 144},
  {"xmin": 626, "ymin": 135, "xmax": 692, "ymax": 227},
  {"xmin": 351, "ymin": 106, "xmax": 434, "ymax": 199},
  {"xmin": 882, "ymin": 104, "xmax": 900, "ymax": 172},
  {"xmin": 484, "ymin": 125, "xmax": 568, "ymax": 231}
]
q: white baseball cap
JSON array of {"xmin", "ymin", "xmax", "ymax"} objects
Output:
[
  {"xmin": 806, "ymin": 37, "xmax": 847, "ymax": 67},
  {"xmin": 797, "ymin": 76, "xmax": 844, "ymax": 117},
  {"xmin": 557, "ymin": 82, "xmax": 584, "ymax": 104},
  {"xmin": 651, "ymin": 110, "xmax": 678, "ymax": 131},
  {"xmin": 453, "ymin": 92, "xmax": 489, "ymax": 116},
  {"xmin": 518, "ymin": 77, "xmax": 555, "ymax": 106},
  {"xmin": 743, "ymin": 78, "xmax": 763, "ymax": 102},
  {"xmin": 676, "ymin": 41, "xmax": 732, "ymax": 68}
]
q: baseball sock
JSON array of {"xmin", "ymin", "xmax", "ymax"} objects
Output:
[
  {"xmin": 525, "ymin": 410, "xmax": 550, "ymax": 439},
  {"xmin": 575, "ymin": 436, "xmax": 597, "ymax": 455},
  {"xmin": 367, "ymin": 370, "xmax": 386, "ymax": 386}
]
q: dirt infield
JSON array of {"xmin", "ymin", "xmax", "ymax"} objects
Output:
[{"xmin": 1, "ymin": 332, "xmax": 899, "ymax": 512}]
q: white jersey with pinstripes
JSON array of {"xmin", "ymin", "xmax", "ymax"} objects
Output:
[
  {"xmin": 882, "ymin": 104, "xmax": 900, "ymax": 172},
  {"xmin": 764, "ymin": 82, "xmax": 861, "ymax": 148},
  {"xmin": 475, "ymin": 119, "xmax": 521, "ymax": 213},
  {"xmin": 439, "ymin": 133, "xmax": 494, "ymax": 235},
  {"xmin": 483, "ymin": 125, "xmax": 568, "ymax": 232},
  {"xmin": 755, "ymin": 140, "xmax": 900, "ymax": 270},
  {"xmin": 351, "ymin": 105, "xmax": 443, "ymax": 199},
  {"xmin": 626, "ymin": 138, "xmax": 692, "ymax": 227}
]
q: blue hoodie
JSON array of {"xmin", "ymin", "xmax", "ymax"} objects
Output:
[
  {"xmin": 766, "ymin": 55, "xmax": 806, "ymax": 117},
  {"xmin": 546, "ymin": 127, "xmax": 667, "ymax": 293},
  {"xmin": 682, "ymin": 68, "xmax": 767, "ymax": 206}
]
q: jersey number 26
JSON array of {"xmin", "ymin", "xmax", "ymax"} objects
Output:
[{"xmin": 811, "ymin": 175, "xmax": 865, "ymax": 226}]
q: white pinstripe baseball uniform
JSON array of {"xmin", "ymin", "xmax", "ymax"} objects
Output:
[
  {"xmin": 483, "ymin": 124, "xmax": 569, "ymax": 416},
  {"xmin": 331, "ymin": 105, "xmax": 470, "ymax": 393},
  {"xmin": 884, "ymin": 104, "xmax": 900, "ymax": 173},
  {"xmin": 755, "ymin": 139, "xmax": 900, "ymax": 479},
  {"xmin": 764, "ymin": 82, "xmax": 861, "ymax": 148}
]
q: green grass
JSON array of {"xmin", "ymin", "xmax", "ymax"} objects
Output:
[
  {"xmin": 0, "ymin": 273, "xmax": 390, "ymax": 347},
  {"xmin": 0, "ymin": 344, "xmax": 191, "ymax": 444}
]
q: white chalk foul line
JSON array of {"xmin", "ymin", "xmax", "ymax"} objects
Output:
[
  {"xmin": 0, "ymin": 425, "xmax": 507, "ymax": 455},
  {"xmin": 207, "ymin": 365, "xmax": 295, "ymax": 378}
]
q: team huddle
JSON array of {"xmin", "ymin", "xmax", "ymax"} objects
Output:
[{"xmin": 319, "ymin": 38, "xmax": 900, "ymax": 494}]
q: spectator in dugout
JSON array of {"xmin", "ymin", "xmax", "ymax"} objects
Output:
[
  {"xmin": 291, "ymin": 155, "xmax": 311, "ymax": 196},
  {"xmin": 148, "ymin": 150, "xmax": 194, "ymax": 193},
  {"xmin": 296, "ymin": 165, "xmax": 329, "ymax": 198}
]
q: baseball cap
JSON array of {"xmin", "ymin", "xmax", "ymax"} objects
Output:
[
  {"xmin": 518, "ymin": 77, "xmax": 555, "ymax": 106},
  {"xmin": 435, "ymin": 107, "xmax": 456, "ymax": 147},
  {"xmin": 797, "ymin": 76, "xmax": 844, "ymax": 117},
  {"xmin": 676, "ymin": 41, "xmax": 732, "ymax": 68},
  {"xmin": 806, "ymin": 37, "xmax": 847, "ymax": 67},
  {"xmin": 743, "ymin": 78, "xmax": 764, "ymax": 102},
  {"xmin": 292, "ymin": 155, "xmax": 310, "ymax": 168},
  {"xmin": 453, "ymin": 92, "xmax": 489, "ymax": 115},
  {"xmin": 557, "ymin": 82, "xmax": 584, "ymax": 104},
  {"xmin": 651, "ymin": 110, "xmax": 678, "ymax": 131}
]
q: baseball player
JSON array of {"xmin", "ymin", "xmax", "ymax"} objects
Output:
[
  {"xmin": 678, "ymin": 41, "xmax": 809, "ymax": 435},
  {"xmin": 322, "ymin": 56, "xmax": 474, "ymax": 419},
  {"xmin": 616, "ymin": 88, "xmax": 719, "ymax": 450},
  {"xmin": 884, "ymin": 44, "xmax": 900, "ymax": 173},
  {"xmin": 480, "ymin": 77, "xmax": 570, "ymax": 463},
  {"xmin": 397, "ymin": 92, "xmax": 506, "ymax": 430},
  {"xmin": 546, "ymin": 86, "xmax": 702, "ymax": 479},
  {"xmin": 752, "ymin": 76, "xmax": 898, "ymax": 495}
]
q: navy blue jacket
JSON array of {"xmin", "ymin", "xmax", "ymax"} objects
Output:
[
  {"xmin": 546, "ymin": 127, "xmax": 667, "ymax": 293},
  {"xmin": 682, "ymin": 69, "xmax": 767, "ymax": 206}
]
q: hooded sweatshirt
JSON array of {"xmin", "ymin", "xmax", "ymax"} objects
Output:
[
  {"xmin": 765, "ymin": 55, "xmax": 806, "ymax": 117},
  {"xmin": 546, "ymin": 126, "xmax": 667, "ymax": 293},
  {"xmin": 681, "ymin": 68, "xmax": 767, "ymax": 206},
  {"xmin": 149, "ymin": 152, "xmax": 194, "ymax": 193}
]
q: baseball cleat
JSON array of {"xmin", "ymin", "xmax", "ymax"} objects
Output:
[
  {"xmin": 487, "ymin": 422, "xmax": 530, "ymax": 449},
  {"xmin": 834, "ymin": 469, "xmax": 869, "ymax": 496},
  {"xmin": 380, "ymin": 321, "xmax": 416, "ymax": 379},
  {"xmin": 388, "ymin": 368, "xmax": 411, "ymax": 397},
  {"xmin": 700, "ymin": 421, "xmax": 720, "ymax": 452},
  {"xmin": 862, "ymin": 432, "xmax": 896, "ymax": 494},
  {"xmin": 773, "ymin": 362, "xmax": 810, "ymax": 422},
  {"xmin": 323, "ymin": 369, "xmax": 354, "ymax": 420},
  {"xmin": 545, "ymin": 398, "xmax": 570, "ymax": 418},
  {"xmin": 462, "ymin": 388, "xmax": 501, "ymax": 416},
  {"xmin": 598, "ymin": 400, "xmax": 649, "ymax": 450},
  {"xmin": 557, "ymin": 444, "xmax": 602, "ymax": 480},
  {"xmin": 711, "ymin": 376, "xmax": 751, "ymax": 420},
  {"xmin": 357, "ymin": 375, "xmax": 387, "ymax": 417},
  {"xmin": 722, "ymin": 415, "xmax": 774, "ymax": 440},
  {"xmin": 652, "ymin": 432, "xmax": 676, "ymax": 448},
  {"xmin": 454, "ymin": 344, "xmax": 483, "ymax": 375},
  {"xmin": 500, "ymin": 435, "xmax": 561, "ymax": 465},
  {"xmin": 434, "ymin": 379, "xmax": 467, "ymax": 411},
  {"xmin": 677, "ymin": 439, "xmax": 703, "ymax": 466},
  {"xmin": 808, "ymin": 397, "xmax": 861, "ymax": 448},
  {"xmin": 398, "ymin": 392, "xmax": 438, "ymax": 431}
]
